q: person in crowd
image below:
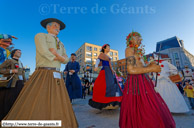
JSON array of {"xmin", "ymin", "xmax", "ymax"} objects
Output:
[
  {"xmin": 184, "ymin": 81, "xmax": 194, "ymax": 109},
  {"xmin": 64, "ymin": 53, "xmax": 82, "ymax": 102}
]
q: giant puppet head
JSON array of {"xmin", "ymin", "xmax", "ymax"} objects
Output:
[
  {"xmin": 0, "ymin": 34, "xmax": 17, "ymax": 64},
  {"xmin": 0, "ymin": 34, "xmax": 17, "ymax": 49},
  {"xmin": 40, "ymin": 18, "xmax": 66, "ymax": 36}
]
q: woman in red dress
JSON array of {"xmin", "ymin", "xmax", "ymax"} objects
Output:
[
  {"xmin": 89, "ymin": 44, "xmax": 123, "ymax": 110},
  {"xmin": 119, "ymin": 32, "xmax": 176, "ymax": 128}
]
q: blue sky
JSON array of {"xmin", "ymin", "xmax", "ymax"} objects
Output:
[{"xmin": 1, "ymin": 0, "xmax": 194, "ymax": 73}]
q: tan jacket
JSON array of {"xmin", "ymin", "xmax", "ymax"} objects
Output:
[
  {"xmin": 0, "ymin": 59, "xmax": 26, "ymax": 87},
  {"xmin": 35, "ymin": 33, "xmax": 69, "ymax": 68}
]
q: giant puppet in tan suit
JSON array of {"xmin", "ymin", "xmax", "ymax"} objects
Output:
[
  {"xmin": 1, "ymin": 18, "xmax": 78, "ymax": 128},
  {"xmin": 35, "ymin": 32, "xmax": 68, "ymax": 68}
]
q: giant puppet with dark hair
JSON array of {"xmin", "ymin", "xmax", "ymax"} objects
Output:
[
  {"xmin": 119, "ymin": 31, "xmax": 175, "ymax": 128},
  {"xmin": 89, "ymin": 44, "xmax": 123, "ymax": 110},
  {"xmin": 0, "ymin": 49, "xmax": 26, "ymax": 120}
]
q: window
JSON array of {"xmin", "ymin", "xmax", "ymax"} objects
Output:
[
  {"xmin": 110, "ymin": 52, "xmax": 113, "ymax": 56},
  {"xmin": 86, "ymin": 46, "xmax": 92, "ymax": 51},
  {"xmin": 94, "ymin": 47, "xmax": 97, "ymax": 51},
  {"xmin": 114, "ymin": 57, "xmax": 117, "ymax": 61},
  {"xmin": 114, "ymin": 62, "xmax": 117, "ymax": 65},
  {"xmin": 175, "ymin": 60, "xmax": 180, "ymax": 69},
  {"xmin": 86, "ymin": 58, "xmax": 92, "ymax": 63},
  {"xmin": 86, "ymin": 52, "xmax": 92, "ymax": 57},
  {"xmin": 114, "ymin": 52, "xmax": 117, "ymax": 56},
  {"xmin": 174, "ymin": 53, "xmax": 179, "ymax": 60},
  {"xmin": 110, "ymin": 57, "xmax": 113, "ymax": 60},
  {"xmin": 94, "ymin": 53, "xmax": 97, "ymax": 57}
]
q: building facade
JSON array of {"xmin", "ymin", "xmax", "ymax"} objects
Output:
[
  {"xmin": 75, "ymin": 43, "xmax": 119, "ymax": 75},
  {"xmin": 117, "ymin": 58, "xmax": 127, "ymax": 78},
  {"xmin": 156, "ymin": 36, "xmax": 194, "ymax": 70}
]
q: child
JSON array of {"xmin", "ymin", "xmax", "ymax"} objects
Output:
[{"xmin": 184, "ymin": 81, "xmax": 194, "ymax": 109}]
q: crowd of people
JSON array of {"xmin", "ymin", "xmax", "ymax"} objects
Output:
[{"xmin": 0, "ymin": 18, "xmax": 194, "ymax": 128}]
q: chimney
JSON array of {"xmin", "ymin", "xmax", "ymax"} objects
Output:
[{"xmin": 179, "ymin": 40, "xmax": 184, "ymax": 48}]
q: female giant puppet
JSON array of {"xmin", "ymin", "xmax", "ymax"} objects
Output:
[
  {"xmin": 119, "ymin": 32, "xmax": 175, "ymax": 128},
  {"xmin": 89, "ymin": 44, "xmax": 122, "ymax": 110},
  {"xmin": 151, "ymin": 54, "xmax": 189, "ymax": 113}
]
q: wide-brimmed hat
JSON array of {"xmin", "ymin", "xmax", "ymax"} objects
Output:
[{"xmin": 40, "ymin": 18, "xmax": 66, "ymax": 30}]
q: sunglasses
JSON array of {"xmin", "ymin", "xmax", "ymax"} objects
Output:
[{"xmin": 2, "ymin": 40, "xmax": 12, "ymax": 43}]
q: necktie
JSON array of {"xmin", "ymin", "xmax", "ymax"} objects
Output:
[{"xmin": 55, "ymin": 37, "xmax": 60, "ymax": 50}]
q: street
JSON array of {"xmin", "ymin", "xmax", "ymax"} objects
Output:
[{"xmin": 72, "ymin": 95, "xmax": 194, "ymax": 128}]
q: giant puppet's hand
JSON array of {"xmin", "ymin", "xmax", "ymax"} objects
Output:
[
  {"xmin": 11, "ymin": 69, "xmax": 18, "ymax": 74},
  {"xmin": 49, "ymin": 48, "xmax": 57, "ymax": 55},
  {"xmin": 49, "ymin": 48, "xmax": 67, "ymax": 62},
  {"xmin": 70, "ymin": 70, "xmax": 75, "ymax": 73},
  {"xmin": 148, "ymin": 61, "xmax": 157, "ymax": 67},
  {"xmin": 125, "ymin": 47, "xmax": 161, "ymax": 74},
  {"xmin": 149, "ymin": 64, "xmax": 161, "ymax": 73}
]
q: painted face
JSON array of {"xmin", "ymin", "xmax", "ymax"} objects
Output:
[
  {"xmin": 131, "ymin": 36, "xmax": 142, "ymax": 46},
  {"xmin": 0, "ymin": 38, "xmax": 12, "ymax": 48},
  {"xmin": 14, "ymin": 50, "xmax": 21, "ymax": 58},
  {"xmin": 47, "ymin": 22, "xmax": 61, "ymax": 36}
]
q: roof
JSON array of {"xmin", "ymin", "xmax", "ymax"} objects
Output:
[{"xmin": 156, "ymin": 36, "xmax": 183, "ymax": 52}]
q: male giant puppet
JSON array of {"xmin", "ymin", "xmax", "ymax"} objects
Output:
[
  {"xmin": 0, "ymin": 34, "xmax": 17, "ymax": 64},
  {"xmin": 1, "ymin": 18, "xmax": 78, "ymax": 128}
]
